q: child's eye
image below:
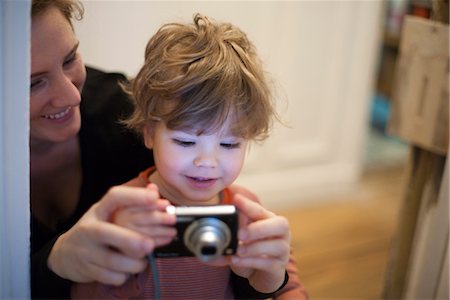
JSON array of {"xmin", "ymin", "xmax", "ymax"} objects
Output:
[
  {"xmin": 173, "ymin": 139, "xmax": 195, "ymax": 147},
  {"xmin": 220, "ymin": 142, "xmax": 241, "ymax": 149}
]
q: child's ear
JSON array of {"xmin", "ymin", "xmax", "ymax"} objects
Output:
[{"xmin": 143, "ymin": 124, "xmax": 155, "ymax": 149}]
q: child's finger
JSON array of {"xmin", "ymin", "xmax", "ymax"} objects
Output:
[
  {"xmin": 132, "ymin": 225, "xmax": 177, "ymax": 239},
  {"xmin": 231, "ymin": 255, "xmax": 282, "ymax": 271},
  {"xmin": 153, "ymin": 236, "xmax": 176, "ymax": 248},
  {"xmin": 233, "ymin": 193, "xmax": 275, "ymax": 221},
  {"xmin": 96, "ymin": 186, "xmax": 160, "ymax": 219},
  {"xmin": 127, "ymin": 198, "xmax": 172, "ymax": 212},
  {"xmin": 146, "ymin": 183, "xmax": 159, "ymax": 193},
  {"xmin": 237, "ymin": 239, "xmax": 290, "ymax": 262},
  {"xmin": 87, "ymin": 221, "xmax": 155, "ymax": 258},
  {"xmin": 239, "ymin": 216, "xmax": 290, "ymax": 242},
  {"xmin": 115, "ymin": 209, "xmax": 176, "ymax": 227}
]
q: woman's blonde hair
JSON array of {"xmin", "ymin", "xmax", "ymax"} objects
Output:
[
  {"xmin": 31, "ymin": 0, "xmax": 84, "ymax": 26},
  {"xmin": 123, "ymin": 13, "xmax": 276, "ymax": 141}
]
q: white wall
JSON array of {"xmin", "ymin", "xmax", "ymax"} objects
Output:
[
  {"xmin": 75, "ymin": 1, "xmax": 384, "ymax": 209},
  {"xmin": 0, "ymin": 0, "xmax": 30, "ymax": 298}
]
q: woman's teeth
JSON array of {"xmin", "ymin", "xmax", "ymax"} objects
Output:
[{"xmin": 43, "ymin": 107, "xmax": 71, "ymax": 120}]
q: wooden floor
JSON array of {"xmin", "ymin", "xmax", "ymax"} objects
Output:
[{"xmin": 275, "ymin": 164, "xmax": 407, "ymax": 300}]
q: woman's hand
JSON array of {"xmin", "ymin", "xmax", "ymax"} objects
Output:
[
  {"xmin": 230, "ymin": 193, "xmax": 291, "ymax": 293},
  {"xmin": 47, "ymin": 185, "xmax": 169, "ymax": 286}
]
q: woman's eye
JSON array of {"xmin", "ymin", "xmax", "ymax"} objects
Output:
[
  {"xmin": 220, "ymin": 142, "xmax": 241, "ymax": 149},
  {"xmin": 63, "ymin": 56, "xmax": 76, "ymax": 67},
  {"xmin": 173, "ymin": 139, "xmax": 195, "ymax": 147},
  {"xmin": 63, "ymin": 51, "xmax": 79, "ymax": 67},
  {"xmin": 30, "ymin": 79, "xmax": 45, "ymax": 91}
]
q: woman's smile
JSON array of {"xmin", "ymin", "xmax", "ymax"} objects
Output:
[
  {"xmin": 41, "ymin": 106, "xmax": 74, "ymax": 122},
  {"xmin": 42, "ymin": 106, "xmax": 72, "ymax": 120}
]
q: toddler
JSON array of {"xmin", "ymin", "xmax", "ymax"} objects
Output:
[{"xmin": 72, "ymin": 13, "xmax": 307, "ymax": 299}]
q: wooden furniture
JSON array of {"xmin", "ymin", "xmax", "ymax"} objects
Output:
[{"xmin": 383, "ymin": 6, "xmax": 449, "ymax": 299}]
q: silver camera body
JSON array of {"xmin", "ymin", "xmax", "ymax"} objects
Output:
[{"xmin": 154, "ymin": 205, "xmax": 239, "ymax": 262}]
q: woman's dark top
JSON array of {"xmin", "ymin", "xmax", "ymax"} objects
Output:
[{"xmin": 31, "ymin": 66, "xmax": 154, "ymax": 299}]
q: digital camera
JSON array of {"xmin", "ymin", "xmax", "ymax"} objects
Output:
[{"xmin": 154, "ymin": 205, "xmax": 239, "ymax": 262}]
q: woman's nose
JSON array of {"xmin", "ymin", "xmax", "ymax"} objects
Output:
[{"xmin": 51, "ymin": 73, "xmax": 82, "ymax": 107}]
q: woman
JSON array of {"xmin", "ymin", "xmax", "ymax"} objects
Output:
[{"xmin": 30, "ymin": 0, "xmax": 158, "ymax": 298}]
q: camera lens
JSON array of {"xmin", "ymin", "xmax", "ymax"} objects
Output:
[
  {"xmin": 201, "ymin": 246, "xmax": 217, "ymax": 256},
  {"xmin": 184, "ymin": 217, "xmax": 231, "ymax": 262}
]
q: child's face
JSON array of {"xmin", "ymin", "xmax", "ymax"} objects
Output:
[{"xmin": 144, "ymin": 118, "xmax": 248, "ymax": 206}]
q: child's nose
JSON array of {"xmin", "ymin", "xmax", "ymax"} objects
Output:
[{"xmin": 193, "ymin": 151, "xmax": 218, "ymax": 168}]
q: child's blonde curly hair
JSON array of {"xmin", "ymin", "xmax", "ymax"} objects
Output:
[{"xmin": 123, "ymin": 13, "xmax": 276, "ymax": 142}]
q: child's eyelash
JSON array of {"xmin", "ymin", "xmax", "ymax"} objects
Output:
[
  {"xmin": 220, "ymin": 142, "xmax": 241, "ymax": 149},
  {"xmin": 172, "ymin": 138, "xmax": 241, "ymax": 149},
  {"xmin": 173, "ymin": 139, "xmax": 195, "ymax": 147}
]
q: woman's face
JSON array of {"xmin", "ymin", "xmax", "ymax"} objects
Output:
[{"xmin": 30, "ymin": 7, "xmax": 86, "ymax": 146}]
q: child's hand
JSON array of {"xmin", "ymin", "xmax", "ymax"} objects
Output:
[
  {"xmin": 230, "ymin": 193, "xmax": 291, "ymax": 293},
  {"xmin": 112, "ymin": 183, "xmax": 177, "ymax": 249}
]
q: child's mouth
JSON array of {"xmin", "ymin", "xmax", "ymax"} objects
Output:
[{"xmin": 186, "ymin": 176, "xmax": 218, "ymax": 188}]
